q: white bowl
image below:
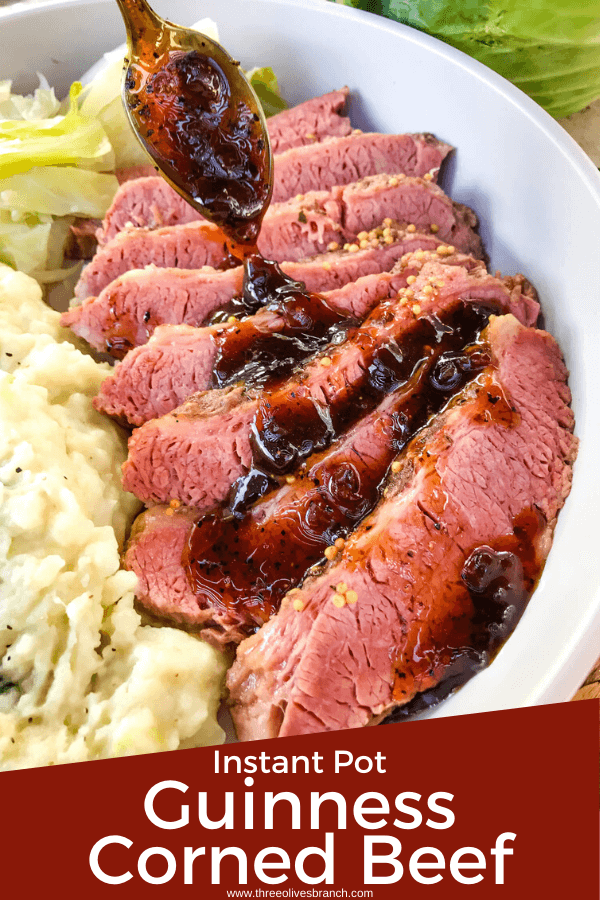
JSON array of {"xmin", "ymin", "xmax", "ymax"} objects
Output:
[{"xmin": 2, "ymin": 0, "xmax": 600, "ymax": 718}]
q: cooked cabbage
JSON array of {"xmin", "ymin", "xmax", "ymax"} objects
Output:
[
  {"xmin": 0, "ymin": 81, "xmax": 117, "ymax": 282},
  {"xmin": 0, "ymin": 166, "xmax": 118, "ymax": 219},
  {"xmin": 0, "ymin": 83, "xmax": 114, "ymax": 177}
]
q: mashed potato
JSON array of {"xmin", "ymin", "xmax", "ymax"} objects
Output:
[{"xmin": 0, "ymin": 265, "xmax": 226, "ymax": 768}]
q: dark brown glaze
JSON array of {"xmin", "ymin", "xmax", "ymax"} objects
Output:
[
  {"xmin": 212, "ymin": 255, "xmax": 308, "ymax": 322},
  {"xmin": 236, "ymin": 299, "xmax": 501, "ymax": 511},
  {"xmin": 122, "ymin": 20, "xmax": 340, "ymax": 348},
  {"xmin": 212, "ymin": 256, "xmax": 354, "ymax": 388},
  {"xmin": 183, "ymin": 302, "xmax": 495, "ymax": 635},
  {"xmin": 105, "ymin": 334, "xmax": 135, "ymax": 359},
  {"xmin": 386, "ymin": 507, "xmax": 545, "ymax": 722},
  {"xmin": 124, "ymin": 48, "xmax": 271, "ymax": 253}
]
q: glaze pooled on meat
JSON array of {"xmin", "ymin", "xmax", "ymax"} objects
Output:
[
  {"xmin": 227, "ymin": 316, "xmax": 577, "ymax": 737},
  {"xmin": 65, "ymin": 221, "xmax": 446, "ymax": 359},
  {"xmin": 121, "ymin": 252, "xmax": 538, "ymax": 509}
]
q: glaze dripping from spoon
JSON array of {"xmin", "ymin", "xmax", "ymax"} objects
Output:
[{"xmin": 115, "ymin": 0, "xmax": 273, "ymax": 259}]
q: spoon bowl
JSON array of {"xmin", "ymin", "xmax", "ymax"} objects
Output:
[{"xmin": 115, "ymin": 0, "xmax": 273, "ymax": 253}]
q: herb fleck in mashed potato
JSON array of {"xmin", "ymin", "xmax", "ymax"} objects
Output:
[{"xmin": 0, "ymin": 264, "xmax": 226, "ymax": 768}]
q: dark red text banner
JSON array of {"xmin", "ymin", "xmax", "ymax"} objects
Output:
[{"xmin": 2, "ymin": 700, "xmax": 598, "ymax": 897}]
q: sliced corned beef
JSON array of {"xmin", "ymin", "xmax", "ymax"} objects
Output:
[
  {"xmin": 99, "ymin": 177, "xmax": 202, "ymax": 244},
  {"xmin": 124, "ymin": 503, "xmax": 209, "ymax": 625},
  {"xmin": 121, "ymin": 253, "xmax": 539, "ymax": 508},
  {"xmin": 65, "ymin": 168, "xmax": 162, "ymax": 260},
  {"xmin": 65, "ymin": 266, "xmax": 244, "ymax": 357},
  {"xmin": 270, "ymin": 131, "xmax": 452, "ymax": 202},
  {"xmin": 64, "ymin": 223, "xmax": 445, "ymax": 356},
  {"xmin": 96, "ymin": 324, "xmax": 228, "ymax": 424},
  {"xmin": 227, "ymin": 314, "xmax": 578, "ymax": 739},
  {"xmin": 125, "ymin": 502, "xmax": 267, "ymax": 646},
  {"xmin": 95, "ymin": 256, "xmax": 442, "ymax": 422},
  {"xmin": 74, "ymin": 221, "xmax": 230, "ymax": 301},
  {"xmin": 340, "ymin": 174, "xmax": 479, "ymax": 252},
  {"xmin": 268, "ymin": 88, "xmax": 352, "ymax": 153},
  {"xmin": 98, "ymin": 132, "xmax": 452, "ymax": 244},
  {"xmin": 124, "ymin": 311, "xmax": 492, "ymax": 646},
  {"xmin": 74, "ymin": 174, "xmax": 482, "ymax": 300},
  {"xmin": 260, "ymin": 173, "xmax": 484, "ymax": 264}
]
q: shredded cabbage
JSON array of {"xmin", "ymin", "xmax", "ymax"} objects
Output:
[
  {"xmin": 0, "ymin": 212, "xmax": 78, "ymax": 282},
  {"xmin": 0, "ymin": 167, "xmax": 118, "ymax": 219},
  {"xmin": 0, "ymin": 80, "xmax": 116, "ymax": 282},
  {"xmin": 0, "ymin": 83, "xmax": 114, "ymax": 178},
  {"xmin": 0, "ymin": 212, "xmax": 52, "ymax": 274},
  {"xmin": 0, "ymin": 77, "xmax": 60, "ymax": 121},
  {"xmin": 334, "ymin": 0, "xmax": 600, "ymax": 118}
]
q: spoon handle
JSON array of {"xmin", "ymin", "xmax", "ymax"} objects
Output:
[{"xmin": 114, "ymin": 0, "xmax": 162, "ymax": 40}]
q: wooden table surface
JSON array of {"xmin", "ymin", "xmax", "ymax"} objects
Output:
[{"xmin": 574, "ymin": 662, "xmax": 600, "ymax": 702}]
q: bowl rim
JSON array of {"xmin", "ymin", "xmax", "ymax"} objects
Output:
[
  {"xmin": 3, "ymin": 0, "xmax": 599, "ymax": 198},
  {"xmin": 2, "ymin": 0, "xmax": 600, "ymax": 712}
]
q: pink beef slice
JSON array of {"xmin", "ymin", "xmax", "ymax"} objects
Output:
[
  {"xmin": 124, "ymin": 504, "xmax": 252, "ymax": 647},
  {"xmin": 73, "ymin": 221, "xmax": 231, "ymax": 301},
  {"xmin": 124, "ymin": 503, "xmax": 212, "ymax": 620},
  {"xmin": 227, "ymin": 314, "xmax": 578, "ymax": 739},
  {"xmin": 268, "ymin": 88, "xmax": 352, "ymax": 153},
  {"xmin": 64, "ymin": 223, "xmax": 446, "ymax": 356},
  {"xmin": 65, "ymin": 266, "xmax": 244, "ymax": 357},
  {"xmin": 270, "ymin": 132, "xmax": 451, "ymax": 202},
  {"xmin": 65, "ymin": 167, "xmax": 158, "ymax": 259},
  {"xmin": 262, "ymin": 174, "xmax": 483, "ymax": 263},
  {"xmin": 94, "ymin": 255, "xmax": 448, "ymax": 424},
  {"xmin": 124, "ymin": 377, "xmax": 446, "ymax": 646},
  {"xmin": 73, "ymin": 173, "xmax": 482, "ymax": 300},
  {"xmin": 121, "ymin": 254, "xmax": 539, "ymax": 507},
  {"xmin": 98, "ymin": 132, "xmax": 452, "ymax": 244},
  {"xmin": 341, "ymin": 175, "xmax": 481, "ymax": 258},
  {"xmin": 99, "ymin": 177, "xmax": 203, "ymax": 244}
]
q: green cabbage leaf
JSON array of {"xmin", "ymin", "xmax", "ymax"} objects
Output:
[{"xmin": 333, "ymin": 0, "xmax": 600, "ymax": 118}]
